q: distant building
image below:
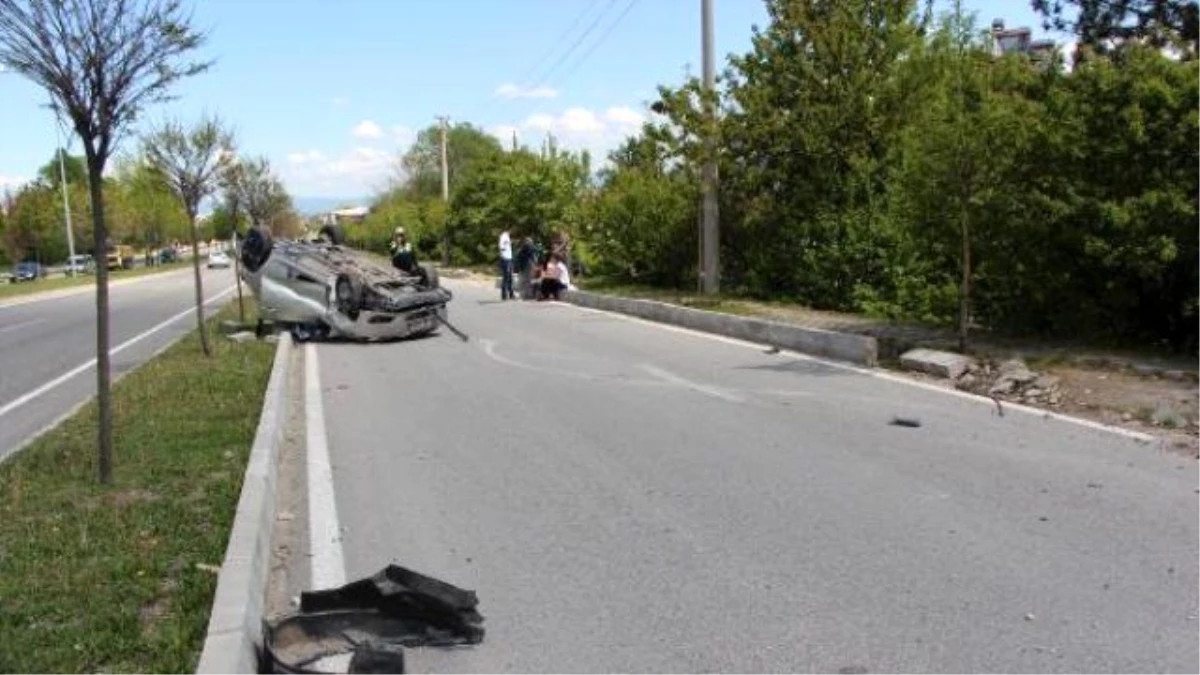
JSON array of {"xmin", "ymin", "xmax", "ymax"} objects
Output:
[
  {"xmin": 990, "ymin": 18, "xmax": 1057, "ymax": 66},
  {"xmin": 321, "ymin": 206, "xmax": 370, "ymax": 226}
]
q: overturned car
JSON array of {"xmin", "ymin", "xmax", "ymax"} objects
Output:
[{"xmin": 239, "ymin": 225, "xmax": 452, "ymax": 342}]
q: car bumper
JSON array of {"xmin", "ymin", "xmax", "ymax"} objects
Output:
[{"xmin": 327, "ymin": 306, "xmax": 444, "ymax": 342}]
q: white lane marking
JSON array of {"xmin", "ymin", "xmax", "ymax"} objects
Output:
[
  {"xmin": 0, "ymin": 286, "xmax": 236, "ymax": 420},
  {"xmin": 305, "ymin": 343, "xmax": 346, "ymax": 590},
  {"xmin": 479, "ymin": 338, "xmax": 667, "ymax": 387},
  {"xmin": 0, "ymin": 313, "xmax": 203, "ymax": 465},
  {"xmin": 566, "ymin": 304, "xmax": 1157, "ymax": 443},
  {"xmin": 0, "ymin": 319, "xmax": 44, "ymax": 334},
  {"xmin": 639, "ymin": 364, "xmax": 745, "ymax": 403}
]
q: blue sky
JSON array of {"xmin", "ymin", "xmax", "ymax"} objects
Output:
[{"xmin": 0, "ymin": 0, "xmax": 1055, "ymax": 199}]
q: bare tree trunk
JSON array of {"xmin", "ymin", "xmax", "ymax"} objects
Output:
[
  {"xmin": 89, "ymin": 164, "xmax": 113, "ymax": 484},
  {"xmin": 189, "ymin": 212, "xmax": 211, "ymax": 357},
  {"xmin": 959, "ymin": 199, "xmax": 971, "ymax": 353},
  {"xmin": 231, "ymin": 202, "xmax": 245, "ymax": 323}
]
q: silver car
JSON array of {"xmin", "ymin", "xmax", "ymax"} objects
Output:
[{"xmin": 239, "ymin": 226, "xmax": 451, "ymax": 342}]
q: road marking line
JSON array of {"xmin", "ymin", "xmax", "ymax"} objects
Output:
[
  {"xmin": 0, "ymin": 286, "xmax": 236, "ymax": 420},
  {"xmin": 305, "ymin": 343, "xmax": 346, "ymax": 590},
  {"xmin": 566, "ymin": 303, "xmax": 1157, "ymax": 443},
  {"xmin": 0, "ymin": 319, "xmax": 44, "ymax": 334},
  {"xmin": 639, "ymin": 364, "xmax": 745, "ymax": 403}
]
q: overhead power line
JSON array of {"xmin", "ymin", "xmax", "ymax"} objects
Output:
[
  {"xmin": 526, "ymin": 0, "xmax": 622, "ymax": 90},
  {"xmin": 513, "ymin": 0, "xmax": 606, "ymax": 88},
  {"xmin": 555, "ymin": 0, "xmax": 641, "ymax": 84}
]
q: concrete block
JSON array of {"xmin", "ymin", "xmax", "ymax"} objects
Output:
[
  {"xmin": 900, "ymin": 348, "xmax": 975, "ymax": 380},
  {"xmin": 564, "ymin": 291, "xmax": 877, "ymax": 366}
]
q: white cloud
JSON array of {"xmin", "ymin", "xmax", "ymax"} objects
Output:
[
  {"xmin": 492, "ymin": 103, "xmax": 651, "ymax": 165},
  {"xmin": 280, "ymin": 146, "xmax": 396, "ymax": 196},
  {"xmin": 287, "ymin": 150, "xmax": 326, "ymax": 165},
  {"xmin": 604, "ymin": 105, "xmax": 644, "ymax": 129},
  {"xmin": 351, "ymin": 120, "xmax": 384, "ymax": 140},
  {"xmin": 0, "ymin": 174, "xmax": 26, "ymax": 189},
  {"xmin": 494, "ymin": 83, "xmax": 559, "ymax": 100}
]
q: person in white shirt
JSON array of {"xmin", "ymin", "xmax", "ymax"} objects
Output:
[
  {"xmin": 498, "ymin": 230, "xmax": 514, "ymax": 300},
  {"xmin": 537, "ymin": 253, "xmax": 571, "ymax": 300}
]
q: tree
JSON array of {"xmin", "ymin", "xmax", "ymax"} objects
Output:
[
  {"xmin": 0, "ymin": 0, "xmax": 211, "ymax": 483},
  {"xmin": 1032, "ymin": 0, "xmax": 1198, "ymax": 56},
  {"xmin": 714, "ymin": 0, "xmax": 924, "ymax": 305},
  {"xmin": 446, "ymin": 148, "xmax": 589, "ymax": 264},
  {"xmin": 143, "ymin": 116, "xmax": 235, "ymax": 357},
  {"xmin": 238, "ymin": 156, "xmax": 299, "ymax": 236},
  {"xmin": 36, "ymin": 150, "xmax": 86, "ymax": 188},
  {"xmin": 397, "ymin": 122, "xmax": 503, "ymax": 199}
]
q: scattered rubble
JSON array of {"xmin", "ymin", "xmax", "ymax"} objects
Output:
[
  {"xmin": 945, "ymin": 357, "xmax": 1066, "ymax": 408},
  {"xmin": 226, "ymin": 331, "xmax": 257, "ymax": 344}
]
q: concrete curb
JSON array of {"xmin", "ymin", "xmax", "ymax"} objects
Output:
[
  {"xmin": 564, "ymin": 290, "xmax": 879, "ymax": 367},
  {"xmin": 196, "ymin": 333, "xmax": 294, "ymax": 674}
]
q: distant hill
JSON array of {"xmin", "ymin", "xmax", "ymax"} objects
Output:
[{"xmin": 293, "ymin": 196, "xmax": 372, "ymax": 215}]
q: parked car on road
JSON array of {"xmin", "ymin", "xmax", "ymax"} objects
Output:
[
  {"xmin": 207, "ymin": 250, "xmax": 231, "ymax": 269},
  {"xmin": 158, "ymin": 248, "xmax": 179, "ymax": 264},
  {"xmin": 64, "ymin": 254, "xmax": 95, "ymax": 276},
  {"xmin": 11, "ymin": 261, "xmax": 45, "ymax": 283}
]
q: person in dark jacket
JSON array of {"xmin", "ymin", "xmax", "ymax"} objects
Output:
[{"xmin": 514, "ymin": 236, "xmax": 535, "ymax": 300}]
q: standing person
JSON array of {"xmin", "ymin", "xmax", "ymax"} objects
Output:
[
  {"xmin": 498, "ymin": 229, "xmax": 514, "ymax": 300},
  {"xmin": 515, "ymin": 236, "xmax": 536, "ymax": 300}
]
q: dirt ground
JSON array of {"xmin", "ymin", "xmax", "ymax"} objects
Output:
[{"xmin": 1044, "ymin": 365, "xmax": 1198, "ymax": 456}]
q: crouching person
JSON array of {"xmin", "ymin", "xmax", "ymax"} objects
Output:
[{"xmin": 537, "ymin": 253, "xmax": 571, "ymax": 301}]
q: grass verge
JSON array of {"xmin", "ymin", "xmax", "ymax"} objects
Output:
[
  {"xmin": 0, "ymin": 300, "xmax": 276, "ymax": 672},
  {"xmin": 0, "ymin": 261, "xmax": 193, "ymax": 301}
]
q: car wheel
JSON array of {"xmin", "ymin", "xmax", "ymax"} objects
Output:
[
  {"xmin": 241, "ymin": 226, "xmax": 273, "ymax": 273},
  {"xmin": 419, "ymin": 263, "xmax": 439, "ymax": 289},
  {"xmin": 333, "ymin": 273, "xmax": 361, "ymax": 318},
  {"xmin": 318, "ymin": 224, "xmax": 346, "ymax": 246}
]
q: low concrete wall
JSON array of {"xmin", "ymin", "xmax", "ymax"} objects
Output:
[
  {"xmin": 564, "ymin": 291, "xmax": 878, "ymax": 367},
  {"xmin": 196, "ymin": 333, "xmax": 293, "ymax": 674}
]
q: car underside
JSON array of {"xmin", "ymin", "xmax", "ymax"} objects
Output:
[{"xmin": 238, "ymin": 226, "xmax": 452, "ymax": 342}]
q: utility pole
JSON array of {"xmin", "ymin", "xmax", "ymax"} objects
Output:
[
  {"xmin": 437, "ymin": 115, "xmax": 450, "ymax": 265},
  {"xmin": 51, "ymin": 99, "xmax": 76, "ymax": 273},
  {"xmin": 700, "ymin": 0, "xmax": 720, "ymax": 295}
]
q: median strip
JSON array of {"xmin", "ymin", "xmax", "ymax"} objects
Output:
[{"xmin": 0, "ymin": 301, "xmax": 277, "ymax": 673}]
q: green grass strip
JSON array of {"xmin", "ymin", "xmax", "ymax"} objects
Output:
[{"xmin": 0, "ymin": 301, "xmax": 276, "ymax": 672}]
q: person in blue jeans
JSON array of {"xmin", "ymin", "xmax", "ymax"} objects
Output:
[{"xmin": 498, "ymin": 229, "xmax": 514, "ymax": 300}]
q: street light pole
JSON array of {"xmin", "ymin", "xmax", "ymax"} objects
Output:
[
  {"xmin": 700, "ymin": 0, "xmax": 720, "ymax": 295},
  {"xmin": 52, "ymin": 101, "xmax": 77, "ymax": 272}
]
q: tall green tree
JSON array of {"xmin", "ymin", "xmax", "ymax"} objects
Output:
[{"xmin": 1032, "ymin": 0, "xmax": 1198, "ymax": 56}]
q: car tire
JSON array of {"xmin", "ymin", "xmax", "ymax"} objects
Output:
[
  {"xmin": 318, "ymin": 224, "xmax": 346, "ymax": 246},
  {"xmin": 420, "ymin": 263, "xmax": 439, "ymax": 289},
  {"xmin": 242, "ymin": 225, "xmax": 273, "ymax": 273}
]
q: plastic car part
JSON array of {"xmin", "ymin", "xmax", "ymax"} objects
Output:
[{"xmin": 263, "ymin": 565, "xmax": 484, "ymax": 674}]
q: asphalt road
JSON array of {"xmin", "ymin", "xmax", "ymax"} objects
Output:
[
  {"xmin": 311, "ymin": 279, "xmax": 1198, "ymax": 673},
  {"xmin": 0, "ymin": 266, "xmax": 239, "ymax": 462}
]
